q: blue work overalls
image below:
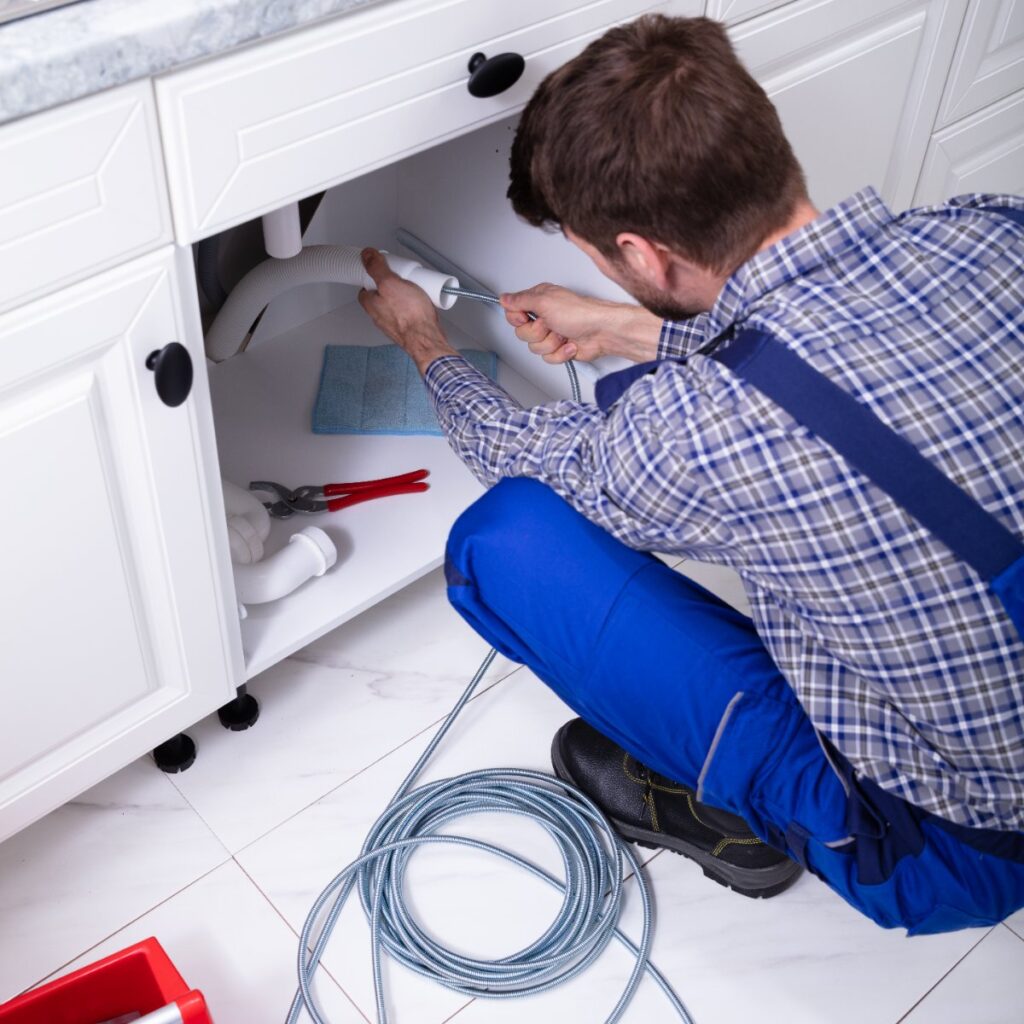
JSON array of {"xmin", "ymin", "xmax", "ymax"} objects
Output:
[{"xmin": 443, "ymin": 206, "xmax": 1024, "ymax": 933}]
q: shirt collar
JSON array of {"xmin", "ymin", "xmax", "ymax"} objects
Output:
[{"xmin": 706, "ymin": 187, "xmax": 897, "ymax": 340}]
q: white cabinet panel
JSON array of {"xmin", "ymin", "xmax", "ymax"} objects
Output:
[
  {"xmin": 155, "ymin": 0, "xmax": 669, "ymax": 242},
  {"xmin": 0, "ymin": 249, "xmax": 237, "ymax": 841},
  {"xmin": 707, "ymin": 0, "xmax": 793, "ymax": 25},
  {"xmin": 0, "ymin": 82, "xmax": 171, "ymax": 315},
  {"xmin": 733, "ymin": 0, "xmax": 969, "ymax": 211},
  {"xmin": 916, "ymin": 88, "xmax": 1024, "ymax": 203},
  {"xmin": 939, "ymin": 0, "xmax": 1024, "ymax": 127}
]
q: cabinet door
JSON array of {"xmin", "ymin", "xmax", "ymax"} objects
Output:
[
  {"xmin": 0, "ymin": 249, "xmax": 238, "ymax": 842},
  {"xmin": 938, "ymin": 0, "xmax": 1024, "ymax": 127},
  {"xmin": 916, "ymin": 88, "xmax": 1024, "ymax": 203},
  {"xmin": 733, "ymin": 0, "xmax": 969, "ymax": 211},
  {"xmin": 707, "ymin": 0, "xmax": 793, "ymax": 24}
]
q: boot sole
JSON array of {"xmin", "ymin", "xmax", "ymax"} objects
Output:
[{"xmin": 551, "ymin": 735, "xmax": 803, "ymax": 900}]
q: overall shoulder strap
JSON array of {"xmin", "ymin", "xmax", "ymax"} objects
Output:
[
  {"xmin": 594, "ymin": 359, "xmax": 664, "ymax": 412},
  {"xmin": 980, "ymin": 204, "xmax": 1024, "ymax": 228},
  {"xmin": 709, "ymin": 202, "xmax": 1024, "ymax": 586},
  {"xmin": 712, "ymin": 327, "xmax": 1024, "ymax": 584}
]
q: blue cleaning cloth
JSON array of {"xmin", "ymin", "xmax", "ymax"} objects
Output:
[{"xmin": 312, "ymin": 344, "xmax": 498, "ymax": 436}]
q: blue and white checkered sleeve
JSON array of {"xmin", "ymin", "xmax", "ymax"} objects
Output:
[
  {"xmin": 424, "ymin": 354, "xmax": 726, "ymax": 553},
  {"xmin": 658, "ymin": 315, "xmax": 711, "ymax": 360}
]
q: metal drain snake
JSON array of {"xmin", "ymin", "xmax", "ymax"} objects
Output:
[{"xmin": 286, "ymin": 648, "xmax": 694, "ymax": 1023}]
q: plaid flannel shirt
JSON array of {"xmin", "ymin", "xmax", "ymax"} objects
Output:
[{"xmin": 425, "ymin": 187, "xmax": 1024, "ymax": 832}]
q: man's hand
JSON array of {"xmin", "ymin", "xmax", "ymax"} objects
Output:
[
  {"xmin": 500, "ymin": 283, "xmax": 662, "ymax": 364},
  {"xmin": 358, "ymin": 248, "xmax": 458, "ymax": 374}
]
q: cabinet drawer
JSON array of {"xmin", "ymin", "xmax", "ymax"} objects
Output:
[
  {"xmin": 938, "ymin": 0, "xmax": 1024, "ymax": 128},
  {"xmin": 0, "ymin": 83, "xmax": 172, "ymax": 316},
  {"xmin": 916, "ymin": 87, "xmax": 1024, "ymax": 204},
  {"xmin": 154, "ymin": 0, "xmax": 670, "ymax": 242}
]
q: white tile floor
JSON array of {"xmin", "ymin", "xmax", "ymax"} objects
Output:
[{"xmin": 2, "ymin": 563, "xmax": 1022, "ymax": 1023}]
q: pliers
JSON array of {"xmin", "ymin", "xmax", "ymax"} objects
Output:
[{"xmin": 251, "ymin": 469, "xmax": 430, "ymax": 519}]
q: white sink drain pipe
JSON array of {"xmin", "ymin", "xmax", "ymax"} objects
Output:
[
  {"xmin": 204, "ymin": 245, "xmax": 459, "ymax": 362},
  {"xmin": 222, "ymin": 480, "xmax": 337, "ymax": 612}
]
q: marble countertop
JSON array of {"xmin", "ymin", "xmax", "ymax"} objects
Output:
[{"xmin": 0, "ymin": 0, "xmax": 386, "ymax": 126}]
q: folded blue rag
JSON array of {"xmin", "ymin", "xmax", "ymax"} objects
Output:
[{"xmin": 312, "ymin": 344, "xmax": 498, "ymax": 436}]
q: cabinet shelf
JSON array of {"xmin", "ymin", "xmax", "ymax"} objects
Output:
[{"xmin": 208, "ymin": 299, "xmax": 544, "ymax": 678}]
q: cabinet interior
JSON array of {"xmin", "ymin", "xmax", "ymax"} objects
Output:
[{"xmin": 200, "ymin": 114, "xmax": 634, "ymax": 678}]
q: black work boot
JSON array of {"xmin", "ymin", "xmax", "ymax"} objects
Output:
[{"xmin": 551, "ymin": 718, "xmax": 803, "ymax": 898}]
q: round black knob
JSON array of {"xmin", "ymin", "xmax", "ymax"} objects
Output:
[
  {"xmin": 146, "ymin": 342, "xmax": 193, "ymax": 408},
  {"xmin": 467, "ymin": 52, "xmax": 526, "ymax": 98}
]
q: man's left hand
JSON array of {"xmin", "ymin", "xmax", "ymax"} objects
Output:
[{"xmin": 358, "ymin": 248, "xmax": 458, "ymax": 374}]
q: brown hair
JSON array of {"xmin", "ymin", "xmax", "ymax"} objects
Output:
[{"xmin": 508, "ymin": 15, "xmax": 806, "ymax": 274}]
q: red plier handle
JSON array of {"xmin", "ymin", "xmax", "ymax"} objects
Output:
[
  {"xmin": 320, "ymin": 468, "xmax": 430, "ymax": 512},
  {"xmin": 320, "ymin": 468, "xmax": 430, "ymax": 495},
  {"xmin": 323, "ymin": 481, "xmax": 429, "ymax": 512}
]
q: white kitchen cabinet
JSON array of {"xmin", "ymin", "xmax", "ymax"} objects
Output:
[
  {"xmin": 732, "ymin": 0, "xmax": 969, "ymax": 211},
  {"xmin": 1, "ymin": 0, "xmax": 1016, "ymax": 842},
  {"xmin": 0, "ymin": 82, "xmax": 172, "ymax": 316},
  {"xmin": 180, "ymin": 0, "xmax": 987, "ymax": 678},
  {"xmin": 0, "ymin": 247, "xmax": 239, "ymax": 842},
  {"xmin": 915, "ymin": 87, "xmax": 1024, "ymax": 203},
  {"xmin": 938, "ymin": 0, "xmax": 1024, "ymax": 127}
]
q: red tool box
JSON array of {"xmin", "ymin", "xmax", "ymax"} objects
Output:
[{"xmin": 0, "ymin": 937, "xmax": 211, "ymax": 1024}]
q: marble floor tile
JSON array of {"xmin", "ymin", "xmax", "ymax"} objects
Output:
[
  {"xmin": 447, "ymin": 847, "xmax": 987, "ymax": 1024},
  {"xmin": 0, "ymin": 760, "xmax": 229, "ymax": 1002},
  {"xmin": 899, "ymin": 924, "xmax": 1024, "ymax": 1024},
  {"xmin": 237, "ymin": 669, "xmax": 585, "ymax": 1023},
  {"xmin": 169, "ymin": 569, "xmax": 517, "ymax": 852},
  {"xmin": 675, "ymin": 559, "xmax": 753, "ymax": 616},
  {"xmin": 46, "ymin": 861, "xmax": 366, "ymax": 1024}
]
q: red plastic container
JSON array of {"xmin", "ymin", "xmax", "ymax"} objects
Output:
[{"xmin": 0, "ymin": 938, "xmax": 211, "ymax": 1024}]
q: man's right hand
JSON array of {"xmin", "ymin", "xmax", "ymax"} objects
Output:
[{"xmin": 500, "ymin": 283, "xmax": 662, "ymax": 365}]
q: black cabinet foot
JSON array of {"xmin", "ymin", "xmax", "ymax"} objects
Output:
[
  {"xmin": 153, "ymin": 733, "xmax": 197, "ymax": 773},
  {"xmin": 217, "ymin": 686, "xmax": 260, "ymax": 731}
]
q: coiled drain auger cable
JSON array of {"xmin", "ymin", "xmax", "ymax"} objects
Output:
[{"xmin": 287, "ymin": 321, "xmax": 694, "ymax": 1024}]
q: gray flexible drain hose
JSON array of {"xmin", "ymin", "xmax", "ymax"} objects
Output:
[{"xmin": 286, "ymin": 648, "xmax": 694, "ymax": 1024}]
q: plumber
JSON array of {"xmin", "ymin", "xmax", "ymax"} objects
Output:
[{"xmin": 357, "ymin": 14, "xmax": 1024, "ymax": 932}]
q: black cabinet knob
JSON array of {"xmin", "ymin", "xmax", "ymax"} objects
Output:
[
  {"xmin": 467, "ymin": 52, "xmax": 526, "ymax": 98},
  {"xmin": 145, "ymin": 342, "xmax": 193, "ymax": 408}
]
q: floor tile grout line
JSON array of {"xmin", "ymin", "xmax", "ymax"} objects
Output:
[
  {"xmin": 227, "ymin": 663, "xmax": 528, "ymax": 859},
  {"xmin": 1002, "ymin": 919, "xmax": 1024, "ymax": 942},
  {"xmin": 166, "ymin": 655, "xmax": 528, "ymax": 856},
  {"xmin": 20, "ymin": 857, "xmax": 233, "ymax": 999},
  {"xmin": 232, "ymin": 857, "xmax": 373, "ymax": 1024},
  {"xmin": 892, "ymin": 926, "xmax": 994, "ymax": 1023},
  {"xmin": 225, "ymin": 663, "xmax": 528, "ymax": 856},
  {"xmin": 439, "ymin": 997, "xmax": 477, "ymax": 1022}
]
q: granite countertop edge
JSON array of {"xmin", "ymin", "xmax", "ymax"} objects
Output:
[{"xmin": 0, "ymin": 0, "xmax": 385, "ymax": 126}]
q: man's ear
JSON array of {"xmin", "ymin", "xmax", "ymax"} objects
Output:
[{"xmin": 615, "ymin": 233, "xmax": 673, "ymax": 289}]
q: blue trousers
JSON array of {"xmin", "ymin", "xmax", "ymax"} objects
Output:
[{"xmin": 444, "ymin": 478, "xmax": 1024, "ymax": 934}]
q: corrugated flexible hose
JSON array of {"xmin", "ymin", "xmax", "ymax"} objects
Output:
[{"xmin": 287, "ymin": 346, "xmax": 692, "ymax": 1024}]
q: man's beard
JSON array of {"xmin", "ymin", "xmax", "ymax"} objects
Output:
[{"xmin": 617, "ymin": 266, "xmax": 703, "ymax": 322}]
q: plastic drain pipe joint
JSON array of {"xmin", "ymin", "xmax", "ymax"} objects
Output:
[{"xmin": 222, "ymin": 480, "xmax": 338, "ymax": 613}]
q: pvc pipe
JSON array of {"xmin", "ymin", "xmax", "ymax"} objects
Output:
[
  {"xmin": 204, "ymin": 245, "xmax": 459, "ymax": 362},
  {"xmin": 232, "ymin": 526, "xmax": 337, "ymax": 605},
  {"xmin": 263, "ymin": 202, "xmax": 303, "ymax": 259},
  {"xmin": 222, "ymin": 479, "xmax": 271, "ymax": 564}
]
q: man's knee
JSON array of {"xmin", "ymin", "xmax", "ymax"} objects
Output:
[{"xmin": 445, "ymin": 477, "xmax": 581, "ymax": 589}]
